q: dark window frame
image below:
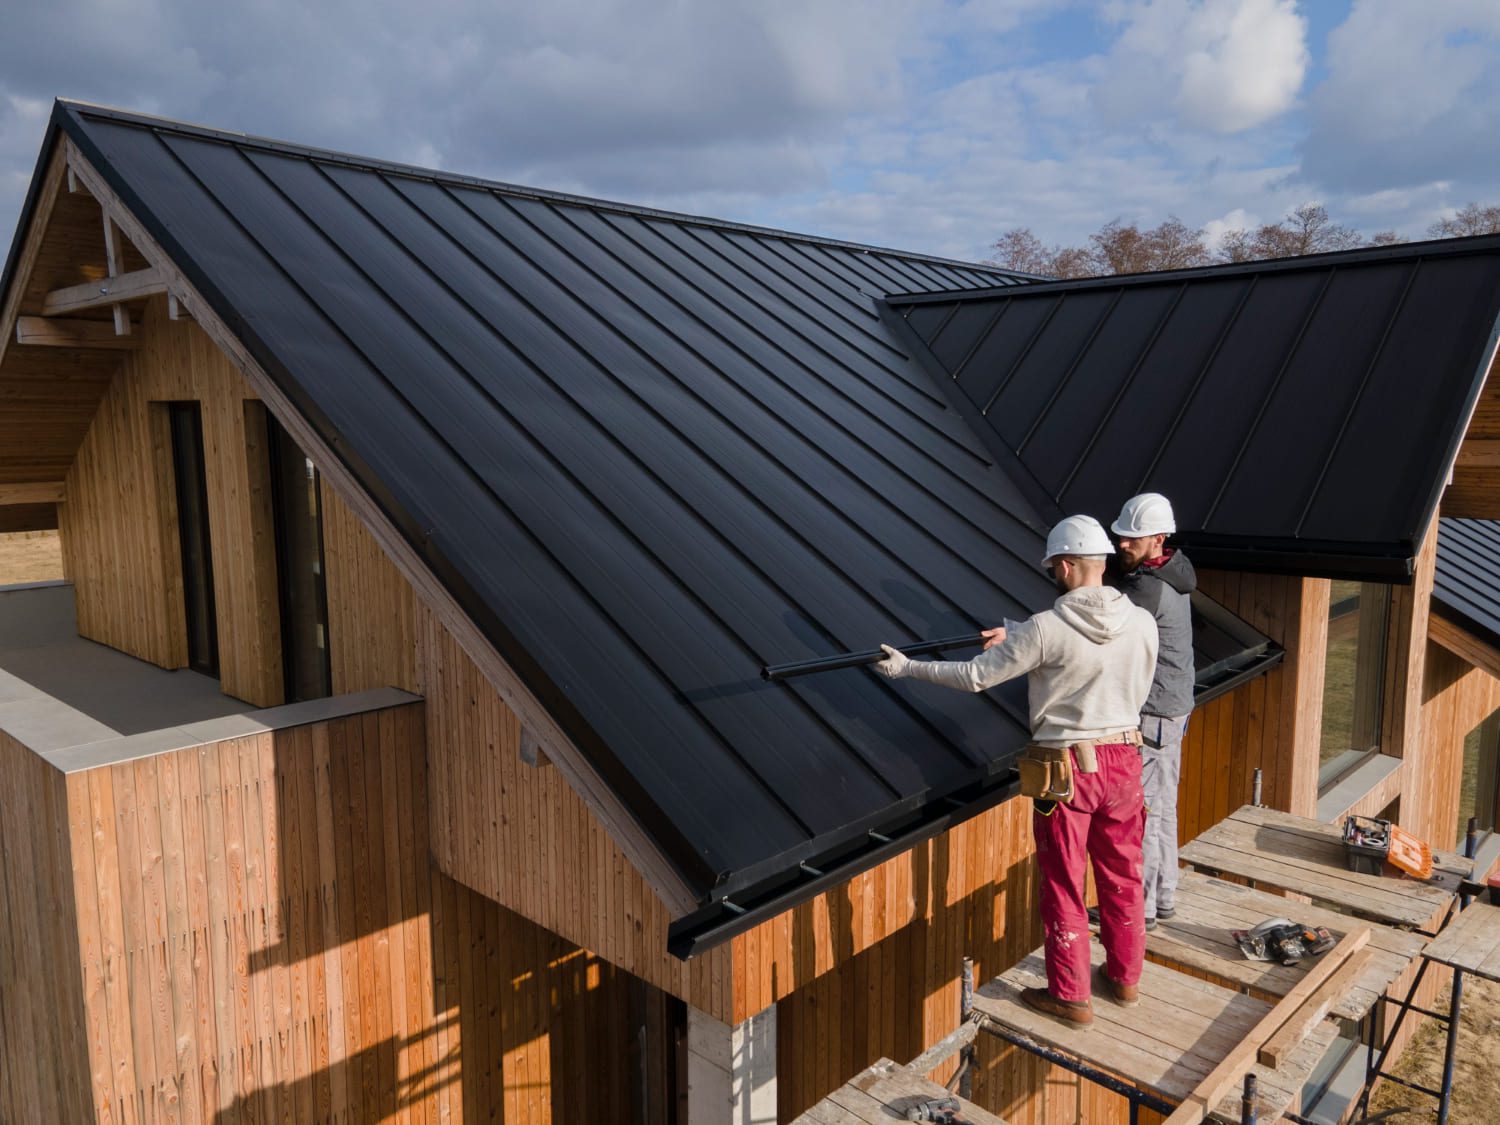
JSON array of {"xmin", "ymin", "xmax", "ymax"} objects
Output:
[
  {"xmin": 1318, "ymin": 580, "xmax": 1393, "ymax": 794},
  {"xmin": 266, "ymin": 415, "xmax": 333, "ymax": 703},
  {"xmin": 167, "ymin": 401, "xmax": 220, "ymax": 677}
]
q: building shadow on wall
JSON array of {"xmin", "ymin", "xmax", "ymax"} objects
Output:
[
  {"xmin": 227, "ymin": 704, "xmax": 677, "ymax": 1124},
  {"xmin": 774, "ymin": 821, "xmax": 1045, "ymax": 1114}
]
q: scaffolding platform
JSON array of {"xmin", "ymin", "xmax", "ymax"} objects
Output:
[
  {"xmin": 973, "ymin": 945, "xmax": 1340, "ymax": 1122},
  {"xmin": 792, "ymin": 1020, "xmax": 1007, "ymax": 1124},
  {"xmin": 791, "ymin": 1056, "xmax": 1008, "ymax": 1124},
  {"xmin": 1420, "ymin": 899, "xmax": 1500, "ymax": 980},
  {"xmin": 1180, "ymin": 804, "xmax": 1471, "ymax": 931},
  {"xmin": 1140, "ymin": 868, "xmax": 1426, "ymax": 1019},
  {"xmin": 799, "ymin": 805, "xmax": 1475, "ymax": 1124}
]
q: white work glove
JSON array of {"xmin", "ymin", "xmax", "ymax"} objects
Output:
[{"xmin": 873, "ymin": 644, "xmax": 911, "ymax": 678}]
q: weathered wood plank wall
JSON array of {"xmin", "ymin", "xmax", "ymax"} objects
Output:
[
  {"xmin": 1189, "ymin": 570, "xmax": 1330, "ymax": 826},
  {"xmin": 0, "ymin": 730, "xmax": 93, "ymax": 1125},
  {"xmin": 11, "ymin": 704, "xmax": 672, "ymax": 1124},
  {"xmin": 60, "ymin": 297, "xmax": 283, "ymax": 707},
  {"xmin": 319, "ymin": 482, "xmax": 737, "ymax": 1025},
  {"xmin": 1417, "ymin": 642, "xmax": 1500, "ymax": 851}
]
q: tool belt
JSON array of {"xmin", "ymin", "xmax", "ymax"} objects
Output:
[{"xmin": 1017, "ymin": 730, "xmax": 1142, "ymax": 803}]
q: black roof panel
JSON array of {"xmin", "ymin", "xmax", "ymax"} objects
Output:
[
  {"xmin": 23, "ymin": 103, "xmax": 1285, "ymax": 935},
  {"xmin": 58, "ymin": 103, "xmax": 1051, "ymax": 907},
  {"xmin": 890, "ymin": 245, "xmax": 1500, "ymax": 578},
  {"xmin": 1434, "ymin": 518, "xmax": 1500, "ymax": 652}
]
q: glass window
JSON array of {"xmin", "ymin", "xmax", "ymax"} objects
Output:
[
  {"xmin": 1318, "ymin": 581, "xmax": 1391, "ymax": 789},
  {"xmin": 168, "ymin": 402, "xmax": 219, "ymax": 677},
  {"xmin": 267, "ymin": 415, "xmax": 332, "ymax": 702},
  {"xmin": 1457, "ymin": 709, "xmax": 1499, "ymax": 850}
]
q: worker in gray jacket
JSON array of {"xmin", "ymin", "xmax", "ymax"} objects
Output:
[{"xmin": 1111, "ymin": 492, "xmax": 1195, "ymax": 931}]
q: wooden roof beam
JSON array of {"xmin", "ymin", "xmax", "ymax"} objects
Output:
[
  {"xmin": 0, "ymin": 482, "xmax": 65, "ymax": 505},
  {"xmin": 41, "ymin": 267, "xmax": 166, "ymax": 316},
  {"xmin": 15, "ymin": 315, "xmax": 139, "ymax": 350},
  {"xmin": 101, "ymin": 213, "xmax": 131, "ymax": 335}
]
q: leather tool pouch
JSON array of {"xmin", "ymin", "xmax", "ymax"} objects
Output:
[{"xmin": 1018, "ymin": 745, "xmax": 1074, "ymax": 803}]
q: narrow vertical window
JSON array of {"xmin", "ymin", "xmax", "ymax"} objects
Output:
[
  {"xmin": 1459, "ymin": 709, "xmax": 1500, "ymax": 849},
  {"xmin": 267, "ymin": 415, "xmax": 331, "ymax": 701},
  {"xmin": 1319, "ymin": 580, "xmax": 1390, "ymax": 788},
  {"xmin": 168, "ymin": 402, "xmax": 219, "ymax": 676}
]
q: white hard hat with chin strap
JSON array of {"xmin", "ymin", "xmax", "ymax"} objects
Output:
[
  {"xmin": 1111, "ymin": 492, "xmax": 1176, "ymax": 538},
  {"xmin": 1041, "ymin": 515, "xmax": 1115, "ymax": 565}
]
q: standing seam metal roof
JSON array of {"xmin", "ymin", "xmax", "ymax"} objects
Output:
[
  {"xmin": 55, "ymin": 102, "xmax": 1055, "ymax": 910},
  {"xmin": 887, "ymin": 245, "xmax": 1500, "ymax": 579},
  {"xmin": 1434, "ymin": 519, "xmax": 1500, "ymax": 652}
]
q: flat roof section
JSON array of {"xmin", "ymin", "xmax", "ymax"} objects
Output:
[{"xmin": 0, "ymin": 582, "xmax": 417, "ymax": 773}]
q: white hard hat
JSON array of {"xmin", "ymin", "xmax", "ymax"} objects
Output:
[
  {"xmin": 1042, "ymin": 515, "xmax": 1115, "ymax": 565},
  {"xmin": 1111, "ymin": 493, "xmax": 1176, "ymax": 537}
]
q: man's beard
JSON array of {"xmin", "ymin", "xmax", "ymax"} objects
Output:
[{"xmin": 1053, "ymin": 574, "xmax": 1070, "ymax": 595}]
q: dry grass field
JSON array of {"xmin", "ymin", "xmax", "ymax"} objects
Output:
[
  {"xmin": 0, "ymin": 529, "xmax": 63, "ymax": 585},
  {"xmin": 1369, "ymin": 974, "xmax": 1500, "ymax": 1124}
]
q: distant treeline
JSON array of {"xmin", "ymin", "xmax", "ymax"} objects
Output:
[{"xmin": 990, "ymin": 202, "xmax": 1500, "ymax": 278}]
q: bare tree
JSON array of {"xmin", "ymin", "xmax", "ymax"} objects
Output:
[
  {"xmin": 1215, "ymin": 203, "xmax": 1362, "ymax": 263},
  {"xmin": 1216, "ymin": 227, "xmax": 1258, "ymax": 263},
  {"xmin": 988, "ymin": 228, "xmax": 1054, "ymax": 275},
  {"xmin": 1085, "ymin": 217, "xmax": 1211, "ymax": 275},
  {"xmin": 1429, "ymin": 202, "xmax": 1500, "ymax": 238},
  {"xmin": 987, "ymin": 228, "xmax": 1095, "ymax": 278},
  {"xmin": 1145, "ymin": 216, "xmax": 1212, "ymax": 270},
  {"xmin": 994, "ymin": 201, "xmax": 1439, "ymax": 279}
]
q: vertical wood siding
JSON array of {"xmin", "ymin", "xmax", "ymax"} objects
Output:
[
  {"xmin": 0, "ymin": 731, "xmax": 93, "ymax": 1124},
  {"xmin": 1416, "ymin": 642, "xmax": 1500, "ymax": 850},
  {"xmin": 319, "ymin": 481, "xmax": 736, "ymax": 1023},
  {"xmin": 1189, "ymin": 570, "xmax": 1330, "ymax": 825},
  {"xmin": 17, "ymin": 705, "xmax": 672, "ymax": 1124},
  {"xmin": 60, "ymin": 297, "xmax": 283, "ymax": 706}
]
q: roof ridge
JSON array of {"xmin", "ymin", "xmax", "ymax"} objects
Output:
[
  {"xmin": 54, "ymin": 98, "xmax": 1024, "ymax": 280},
  {"xmin": 886, "ymin": 229, "xmax": 1500, "ymax": 305}
]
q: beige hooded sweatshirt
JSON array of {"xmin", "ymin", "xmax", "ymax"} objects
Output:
[{"xmin": 904, "ymin": 587, "xmax": 1159, "ymax": 748}]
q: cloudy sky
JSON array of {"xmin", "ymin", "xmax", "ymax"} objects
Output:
[{"xmin": 3, "ymin": 0, "xmax": 1500, "ymax": 262}]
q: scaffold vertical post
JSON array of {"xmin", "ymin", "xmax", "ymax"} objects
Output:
[{"xmin": 960, "ymin": 956, "xmax": 975, "ymax": 1099}]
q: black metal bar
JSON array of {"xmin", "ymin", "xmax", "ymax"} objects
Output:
[
  {"xmin": 1357, "ymin": 955, "xmax": 1436, "ymax": 1119},
  {"xmin": 762, "ymin": 633, "xmax": 987, "ymax": 681},
  {"xmin": 979, "ymin": 1022, "xmax": 1179, "ymax": 1116},
  {"xmin": 1241, "ymin": 1072, "xmax": 1257, "ymax": 1125},
  {"xmin": 1437, "ymin": 970, "xmax": 1463, "ymax": 1125},
  {"xmin": 1371, "ymin": 1071, "xmax": 1444, "ymax": 1099},
  {"xmin": 1394, "ymin": 1001, "xmax": 1450, "ymax": 1021},
  {"xmin": 1436, "ymin": 820, "xmax": 1480, "ymax": 1125}
]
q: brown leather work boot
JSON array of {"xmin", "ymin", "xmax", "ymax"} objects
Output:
[
  {"xmin": 1096, "ymin": 967, "xmax": 1139, "ymax": 1008},
  {"xmin": 1019, "ymin": 986, "xmax": 1093, "ymax": 1026}
]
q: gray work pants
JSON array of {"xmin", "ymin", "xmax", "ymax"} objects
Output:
[{"xmin": 1140, "ymin": 712, "xmax": 1189, "ymax": 919}]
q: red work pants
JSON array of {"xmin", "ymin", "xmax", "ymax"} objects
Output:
[{"xmin": 1032, "ymin": 743, "xmax": 1145, "ymax": 1003}]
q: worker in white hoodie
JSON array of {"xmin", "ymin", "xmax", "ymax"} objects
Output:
[{"xmin": 874, "ymin": 515, "xmax": 1157, "ymax": 1026}]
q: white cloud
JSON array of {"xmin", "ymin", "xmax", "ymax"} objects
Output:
[
  {"xmin": 1094, "ymin": 0, "xmax": 1308, "ymax": 133},
  {"xmin": 4, "ymin": 0, "xmax": 1500, "ymax": 269},
  {"xmin": 1301, "ymin": 1, "xmax": 1500, "ymax": 195}
]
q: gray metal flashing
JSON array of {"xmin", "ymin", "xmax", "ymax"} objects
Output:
[{"xmin": 43, "ymin": 687, "xmax": 422, "ymax": 774}]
